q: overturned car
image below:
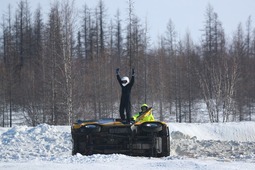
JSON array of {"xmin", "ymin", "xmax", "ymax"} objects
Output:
[{"xmin": 71, "ymin": 108, "xmax": 170, "ymax": 157}]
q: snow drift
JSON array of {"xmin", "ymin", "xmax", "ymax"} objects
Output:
[
  {"xmin": 170, "ymin": 122, "xmax": 255, "ymax": 160},
  {"xmin": 170, "ymin": 122, "xmax": 255, "ymax": 141},
  {"xmin": 1, "ymin": 122, "xmax": 255, "ymax": 170}
]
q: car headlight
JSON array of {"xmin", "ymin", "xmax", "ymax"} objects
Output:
[
  {"xmin": 85, "ymin": 124, "xmax": 98, "ymax": 129},
  {"xmin": 144, "ymin": 123, "xmax": 159, "ymax": 127},
  {"xmin": 80, "ymin": 124, "xmax": 101, "ymax": 133}
]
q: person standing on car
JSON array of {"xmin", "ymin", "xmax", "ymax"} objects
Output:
[{"xmin": 116, "ymin": 68, "xmax": 135, "ymax": 123}]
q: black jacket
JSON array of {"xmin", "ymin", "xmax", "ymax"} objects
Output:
[{"xmin": 117, "ymin": 74, "xmax": 134, "ymax": 99}]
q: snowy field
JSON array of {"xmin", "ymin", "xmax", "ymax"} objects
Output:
[{"xmin": 1, "ymin": 122, "xmax": 255, "ymax": 170}]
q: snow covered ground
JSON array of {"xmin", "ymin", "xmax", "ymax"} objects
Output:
[{"xmin": 1, "ymin": 122, "xmax": 255, "ymax": 170}]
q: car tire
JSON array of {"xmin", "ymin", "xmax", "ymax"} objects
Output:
[{"xmin": 141, "ymin": 122, "xmax": 163, "ymax": 132}]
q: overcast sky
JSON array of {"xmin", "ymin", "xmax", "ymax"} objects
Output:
[{"xmin": 1, "ymin": 0, "xmax": 255, "ymax": 44}]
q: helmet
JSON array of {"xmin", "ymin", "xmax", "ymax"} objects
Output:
[
  {"xmin": 141, "ymin": 104, "xmax": 148, "ymax": 111},
  {"xmin": 121, "ymin": 76, "xmax": 130, "ymax": 86}
]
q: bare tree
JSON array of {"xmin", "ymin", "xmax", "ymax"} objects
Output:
[
  {"xmin": 182, "ymin": 32, "xmax": 200, "ymax": 123},
  {"xmin": 230, "ymin": 23, "xmax": 246, "ymax": 121},
  {"xmin": 164, "ymin": 19, "xmax": 177, "ymax": 121},
  {"xmin": 199, "ymin": 4, "xmax": 226, "ymax": 122},
  {"xmin": 45, "ymin": 2, "xmax": 64, "ymax": 125},
  {"xmin": 1, "ymin": 5, "xmax": 14, "ymax": 127},
  {"xmin": 23, "ymin": 5, "xmax": 45, "ymax": 126},
  {"xmin": 60, "ymin": 0, "xmax": 76, "ymax": 125},
  {"xmin": 114, "ymin": 9, "xmax": 123, "ymax": 66},
  {"xmin": 244, "ymin": 16, "xmax": 254, "ymax": 120}
]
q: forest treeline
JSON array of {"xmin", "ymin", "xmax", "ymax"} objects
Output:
[{"xmin": 1, "ymin": 0, "xmax": 255, "ymax": 126}]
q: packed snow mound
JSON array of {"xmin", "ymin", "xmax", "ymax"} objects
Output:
[
  {"xmin": 169, "ymin": 121, "xmax": 255, "ymax": 142},
  {"xmin": 169, "ymin": 122, "xmax": 255, "ymax": 161},
  {"xmin": 1, "ymin": 122, "xmax": 255, "ymax": 170},
  {"xmin": 0, "ymin": 124, "xmax": 71, "ymax": 161}
]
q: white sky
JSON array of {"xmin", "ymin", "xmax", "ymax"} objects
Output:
[{"xmin": 1, "ymin": 0, "xmax": 255, "ymax": 44}]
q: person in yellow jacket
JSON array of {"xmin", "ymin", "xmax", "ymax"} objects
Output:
[{"xmin": 133, "ymin": 104, "xmax": 155, "ymax": 123}]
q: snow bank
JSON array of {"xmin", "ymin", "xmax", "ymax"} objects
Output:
[
  {"xmin": 1, "ymin": 122, "xmax": 255, "ymax": 170},
  {"xmin": 0, "ymin": 124, "xmax": 71, "ymax": 161},
  {"xmin": 169, "ymin": 121, "xmax": 255, "ymax": 142},
  {"xmin": 169, "ymin": 122, "xmax": 255, "ymax": 161}
]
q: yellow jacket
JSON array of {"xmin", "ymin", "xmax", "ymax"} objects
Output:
[{"xmin": 133, "ymin": 108, "xmax": 155, "ymax": 123}]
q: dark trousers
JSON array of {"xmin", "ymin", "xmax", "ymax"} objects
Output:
[{"xmin": 119, "ymin": 98, "xmax": 131, "ymax": 121}]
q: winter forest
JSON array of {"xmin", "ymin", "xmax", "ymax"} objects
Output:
[{"xmin": 0, "ymin": 0, "xmax": 255, "ymax": 127}]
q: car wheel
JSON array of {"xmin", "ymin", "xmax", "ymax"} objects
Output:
[{"xmin": 141, "ymin": 122, "xmax": 162, "ymax": 132}]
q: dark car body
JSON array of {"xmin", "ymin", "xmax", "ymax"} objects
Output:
[{"xmin": 71, "ymin": 117, "xmax": 170, "ymax": 157}]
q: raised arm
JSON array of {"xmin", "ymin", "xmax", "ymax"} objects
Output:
[{"xmin": 116, "ymin": 68, "xmax": 122, "ymax": 86}]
